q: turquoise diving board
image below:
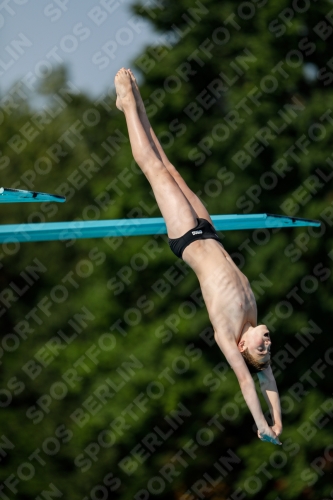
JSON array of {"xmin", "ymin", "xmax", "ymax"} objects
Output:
[
  {"xmin": 0, "ymin": 214, "xmax": 320, "ymax": 244},
  {"xmin": 0, "ymin": 187, "xmax": 65, "ymax": 203}
]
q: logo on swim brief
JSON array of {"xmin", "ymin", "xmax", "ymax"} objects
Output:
[{"xmin": 192, "ymin": 230, "xmax": 203, "ymax": 235}]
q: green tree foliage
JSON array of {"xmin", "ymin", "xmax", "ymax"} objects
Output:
[{"xmin": 1, "ymin": 1, "xmax": 333, "ymax": 499}]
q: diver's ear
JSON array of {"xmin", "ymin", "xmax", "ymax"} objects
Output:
[{"xmin": 238, "ymin": 340, "xmax": 246, "ymax": 352}]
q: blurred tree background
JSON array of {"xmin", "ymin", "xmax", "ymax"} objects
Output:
[{"xmin": 1, "ymin": 0, "xmax": 333, "ymax": 499}]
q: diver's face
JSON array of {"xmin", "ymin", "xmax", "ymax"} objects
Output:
[{"xmin": 243, "ymin": 325, "xmax": 271, "ymax": 362}]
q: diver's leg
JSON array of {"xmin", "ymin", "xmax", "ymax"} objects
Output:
[
  {"xmin": 128, "ymin": 69, "xmax": 213, "ymax": 225},
  {"xmin": 115, "ymin": 68, "xmax": 197, "ymax": 238}
]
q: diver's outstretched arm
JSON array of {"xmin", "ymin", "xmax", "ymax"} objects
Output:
[
  {"xmin": 257, "ymin": 367, "xmax": 283, "ymax": 436},
  {"xmin": 214, "ymin": 329, "xmax": 282, "ymax": 445}
]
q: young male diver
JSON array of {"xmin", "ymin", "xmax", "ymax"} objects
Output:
[{"xmin": 115, "ymin": 68, "xmax": 282, "ymax": 445}]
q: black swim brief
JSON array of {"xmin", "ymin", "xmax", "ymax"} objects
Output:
[{"xmin": 168, "ymin": 218, "xmax": 223, "ymax": 259}]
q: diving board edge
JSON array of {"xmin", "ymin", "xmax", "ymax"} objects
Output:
[{"xmin": 0, "ymin": 214, "xmax": 321, "ymax": 244}]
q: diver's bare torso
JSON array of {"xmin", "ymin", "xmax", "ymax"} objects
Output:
[{"xmin": 183, "ymin": 239, "xmax": 257, "ymax": 343}]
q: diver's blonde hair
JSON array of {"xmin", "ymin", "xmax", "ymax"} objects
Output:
[{"xmin": 241, "ymin": 348, "xmax": 271, "ymax": 374}]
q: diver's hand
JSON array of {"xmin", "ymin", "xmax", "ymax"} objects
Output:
[
  {"xmin": 257, "ymin": 426, "xmax": 282, "ymax": 445},
  {"xmin": 271, "ymin": 424, "xmax": 283, "ymax": 437}
]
